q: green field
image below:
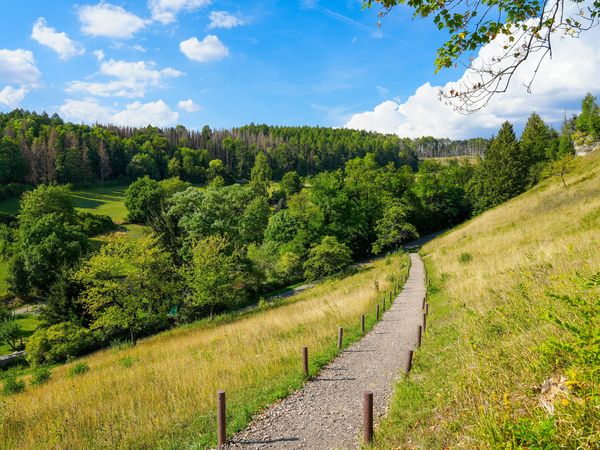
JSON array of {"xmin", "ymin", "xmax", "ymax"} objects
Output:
[
  {"xmin": 0, "ymin": 314, "xmax": 41, "ymax": 355},
  {"xmin": 0, "ymin": 184, "xmax": 130, "ymax": 222}
]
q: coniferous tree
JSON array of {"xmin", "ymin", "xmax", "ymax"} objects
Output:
[
  {"xmin": 468, "ymin": 122, "xmax": 526, "ymax": 213},
  {"xmin": 520, "ymin": 112, "xmax": 553, "ymax": 186}
]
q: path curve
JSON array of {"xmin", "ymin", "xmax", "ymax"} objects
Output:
[{"xmin": 224, "ymin": 253, "xmax": 426, "ymax": 449}]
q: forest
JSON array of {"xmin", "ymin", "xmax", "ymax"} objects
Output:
[
  {"xmin": 0, "ymin": 93, "xmax": 598, "ymax": 366},
  {"xmin": 0, "ymin": 108, "xmax": 492, "ymax": 195}
]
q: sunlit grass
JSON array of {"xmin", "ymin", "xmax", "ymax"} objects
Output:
[
  {"xmin": 376, "ymin": 150, "xmax": 600, "ymax": 448},
  {"xmin": 0, "ymin": 253, "xmax": 408, "ymax": 449}
]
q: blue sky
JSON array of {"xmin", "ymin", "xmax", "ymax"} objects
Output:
[{"xmin": 1, "ymin": 1, "xmax": 598, "ymax": 138}]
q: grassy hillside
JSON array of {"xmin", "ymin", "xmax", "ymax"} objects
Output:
[
  {"xmin": 377, "ymin": 150, "xmax": 600, "ymax": 448},
  {"xmin": 0, "ymin": 253, "xmax": 408, "ymax": 449}
]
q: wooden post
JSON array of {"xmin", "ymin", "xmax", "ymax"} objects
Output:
[
  {"xmin": 363, "ymin": 391, "xmax": 374, "ymax": 443},
  {"xmin": 425, "ymin": 303, "xmax": 429, "ymax": 315},
  {"xmin": 382, "ymin": 296, "xmax": 386, "ymax": 311},
  {"xmin": 417, "ymin": 325, "xmax": 422, "ymax": 348},
  {"xmin": 361, "ymin": 315, "xmax": 365, "ymax": 334},
  {"xmin": 302, "ymin": 347, "xmax": 309, "ymax": 377},
  {"xmin": 376, "ymin": 304, "xmax": 380, "ymax": 321},
  {"xmin": 389, "ymin": 291, "xmax": 392, "ymax": 304},
  {"xmin": 217, "ymin": 390, "xmax": 226, "ymax": 448},
  {"xmin": 338, "ymin": 327, "xmax": 344, "ymax": 349},
  {"xmin": 423, "ymin": 313, "xmax": 427, "ymax": 334},
  {"xmin": 404, "ymin": 350, "xmax": 414, "ymax": 374}
]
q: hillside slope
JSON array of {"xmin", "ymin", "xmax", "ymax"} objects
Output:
[
  {"xmin": 0, "ymin": 253, "xmax": 408, "ymax": 449},
  {"xmin": 377, "ymin": 150, "xmax": 600, "ymax": 448}
]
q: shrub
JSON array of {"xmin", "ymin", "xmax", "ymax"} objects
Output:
[
  {"xmin": 77, "ymin": 212, "xmax": 116, "ymax": 236},
  {"xmin": 26, "ymin": 322, "xmax": 95, "ymax": 365},
  {"xmin": 458, "ymin": 252, "xmax": 473, "ymax": 263},
  {"xmin": 120, "ymin": 356, "xmax": 136, "ymax": 368},
  {"xmin": 30, "ymin": 367, "xmax": 52, "ymax": 386},
  {"xmin": 2, "ymin": 375, "xmax": 25, "ymax": 396},
  {"xmin": 303, "ymin": 236, "xmax": 352, "ymax": 281},
  {"xmin": 68, "ymin": 362, "xmax": 90, "ymax": 377}
]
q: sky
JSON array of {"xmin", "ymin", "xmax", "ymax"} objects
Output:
[{"xmin": 0, "ymin": 0, "xmax": 599, "ymax": 139}]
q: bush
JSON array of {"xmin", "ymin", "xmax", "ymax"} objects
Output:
[
  {"xmin": 77, "ymin": 211, "xmax": 116, "ymax": 236},
  {"xmin": 2, "ymin": 375, "xmax": 25, "ymax": 396},
  {"xmin": 303, "ymin": 236, "xmax": 353, "ymax": 281},
  {"xmin": 68, "ymin": 362, "xmax": 90, "ymax": 377},
  {"xmin": 30, "ymin": 367, "xmax": 52, "ymax": 386},
  {"xmin": 120, "ymin": 356, "xmax": 136, "ymax": 368},
  {"xmin": 458, "ymin": 252, "xmax": 473, "ymax": 263},
  {"xmin": 26, "ymin": 322, "xmax": 95, "ymax": 365}
]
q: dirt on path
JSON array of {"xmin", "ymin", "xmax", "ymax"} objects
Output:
[{"xmin": 224, "ymin": 253, "xmax": 426, "ymax": 449}]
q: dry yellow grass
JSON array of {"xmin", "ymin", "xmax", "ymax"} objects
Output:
[
  {"xmin": 376, "ymin": 150, "xmax": 600, "ymax": 448},
  {"xmin": 0, "ymin": 253, "xmax": 408, "ymax": 449}
]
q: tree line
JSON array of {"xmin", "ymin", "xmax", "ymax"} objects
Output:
[
  {"xmin": 0, "ymin": 109, "xmax": 491, "ymax": 197},
  {"xmin": 1, "ymin": 93, "xmax": 598, "ymax": 364}
]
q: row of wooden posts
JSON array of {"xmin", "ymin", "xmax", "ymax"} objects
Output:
[{"xmin": 215, "ymin": 279, "xmax": 429, "ymax": 448}]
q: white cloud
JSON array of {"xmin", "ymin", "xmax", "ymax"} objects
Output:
[
  {"xmin": 180, "ymin": 35, "xmax": 229, "ymax": 62},
  {"xmin": 345, "ymin": 26, "xmax": 600, "ymax": 139},
  {"xmin": 59, "ymin": 98, "xmax": 179, "ymax": 126},
  {"xmin": 31, "ymin": 17, "xmax": 84, "ymax": 60},
  {"xmin": 93, "ymin": 50, "xmax": 105, "ymax": 61},
  {"xmin": 149, "ymin": 0, "xmax": 212, "ymax": 24},
  {"xmin": 0, "ymin": 86, "xmax": 28, "ymax": 108},
  {"xmin": 0, "ymin": 49, "xmax": 41, "ymax": 108},
  {"xmin": 59, "ymin": 99, "xmax": 113, "ymax": 123},
  {"xmin": 78, "ymin": 3, "xmax": 147, "ymax": 39},
  {"xmin": 113, "ymin": 100, "xmax": 179, "ymax": 126},
  {"xmin": 208, "ymin": 11, "xmax": 246, "ymax": 29},
  {"xmin": 178, "ymin": 99, "xmax": 200, "ymax": 112},
  {"xmin": 67, "ymin": 58, "xmax": 183, "ymax": 98},
  {"xmin": 0, "ymin": 49, "xmax": 41, "ymax": 86}
]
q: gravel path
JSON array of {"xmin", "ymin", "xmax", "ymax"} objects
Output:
[{"xmin": 224, "ymin": 253, "xmax": 426, "ymax": 449}]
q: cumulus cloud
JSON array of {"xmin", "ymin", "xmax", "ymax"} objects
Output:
[
  {"xmin": 0, "ymin": 86, "xmax": 28, "ymax": 108},
  {"xmin": 0, "ymin": 49, "xmax": 41, "ymax": 108},
  {"xmin": 180, "ymin": 35, "xmax": 229, "ymax": 62},
  {"xmin": 31, "ymin": 18, "xmax": 84, "ymax": 60},
  {"xmin": 59, "ymin": 98, "xmax": 179, "ymax": 126},
  {"xmin": 93, "ymin": 50, "xmax": 105, "ymax": 61},
  {"xmin": 149, "ymin": 0, "xmax": 212, "ymax": 24},
  {"xmin": 208, "ymin": 11, "xmax": 246, "ymax": 29},
  {"xmin": 67, "ymin": 59, "xmax": 183, "ymax": 98},
  {"xmin": 78, "ymin": 3, "xmax": 147, "ymax": 39},
  {"xmin": 0, "ymin": 49, "xmax": 41, "ymax": 86},
  {"xmin": 59, "ymin": 99, "xmax": 113, "ymax": 123},
  {"xmin": 345, "ymin": 26, "xmax": 600, "ymax": 139},
  {"xmin": 178, "ymin": 99, "xmax": 200, "ymax": 112}
]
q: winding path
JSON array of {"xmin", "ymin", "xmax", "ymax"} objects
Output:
[{"xmin": 224, "ymin": 253, "xmax": 426, "ymax": 449}]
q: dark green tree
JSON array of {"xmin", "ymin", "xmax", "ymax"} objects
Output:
[
  {"xmin": 0, "ymin": 136, "xmax": 27, "ymax": 183},
  {"xmin": 249, "ymin": 151, "xmax": 272, "ymax": 197},
  {"xmin": 124, "ymin": 176, "xmax": 165, "ymax": 224},
  {"xmin": 468, "ymin": 122, "xmax": 527, "ymax": 214},
  {"xmin": 10, "ymin": 185, "xmax": 88, "ymax": 297},
  {"xmin": 280, "ymin": 171, "xmax": 302, "ymax": 198}
]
